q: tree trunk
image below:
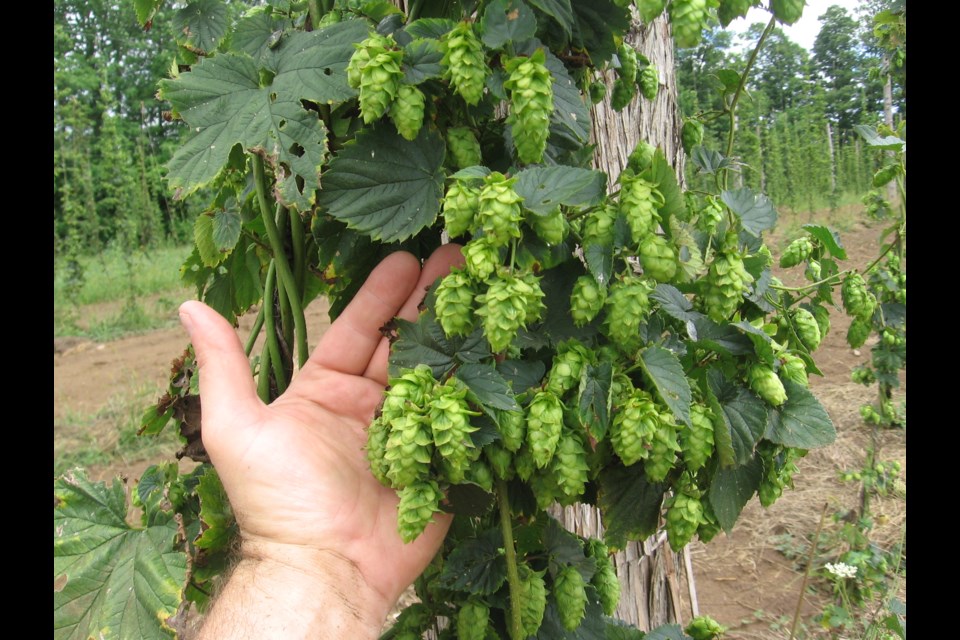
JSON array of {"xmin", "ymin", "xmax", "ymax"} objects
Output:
[
  {"xmin": 826, "ymin": 121, "xmax": 836, "ymax": 193},
  {"xmin": 550, "ymin": 12, "xmax": 692, "ymax": 632}
]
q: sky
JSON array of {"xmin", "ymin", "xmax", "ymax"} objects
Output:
[{"xmin": 727, "ymin": 0, "xmax": 869, "ymax": 51}]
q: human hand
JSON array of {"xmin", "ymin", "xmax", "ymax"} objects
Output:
[{"xmin": 178, "ymin": 245, "xmax": 463, "ymax": 632}]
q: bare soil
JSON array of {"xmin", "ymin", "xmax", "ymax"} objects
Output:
[{"xmin": 53, "ymin": 211, "xmax": 905, "ymax": 638}]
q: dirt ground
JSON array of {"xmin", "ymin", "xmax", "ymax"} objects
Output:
[{"xmin": 53, "ymin": 210, "xmax": 906, "ymax": 639}]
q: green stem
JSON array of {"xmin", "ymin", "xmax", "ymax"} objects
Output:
[
  {"xmin": 277, "ymin": 272, "xmax": 295, "ymax": 371},
  {"xmin": 788, "ymin": 503, "xmax": 828, "ymax": 640},
  {"xmin": 496, "ymin": 479, "xmax": 523, "ymax": 640},
  {"xmin": 724, "ymin": 15, "xmax": 776, "ymax": 188},
  {"xmin": 769, "ymin": 270, "xmax": 847, "ymax": 293},
  {"xmin": 289, "ymin": 208, "xmax": 306, "ymax": 296},
  {"xmin": 263, "ymin": 262, "xmax": 289, "ymax": 397},
  {"xmin": 244, "ymin": 305, "xmax": 266, "ymax": 357},
  {"xmin": 408, "ymin": 0, "xmax": 426, "ymax": 21},
  {"xmin": 251, "ymin": 154, "xmax": 309, "ymax": 369},
  {"xmin": 257, "ymin": 343, "xmax": 272, "ymax": 403},
  {"xmin": 307, "ymin": 0, "xmax": 321, "ymax": 29}
]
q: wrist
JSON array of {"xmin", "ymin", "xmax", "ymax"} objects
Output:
[{"xmin": 199, "ymin": 538, "xmax": 391, "ymax": 639}]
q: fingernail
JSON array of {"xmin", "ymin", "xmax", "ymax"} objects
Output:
[{"xmin": 178, "ymin": 304, "xmax": 195, "ymax": 336}]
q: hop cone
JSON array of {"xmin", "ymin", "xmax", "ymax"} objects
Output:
[
  {"xmin": 526, "ymin": 390, "xmax": 564, "ymax": 469},
  {"xmin": 611, "ymin": 389, "xmax": 660, "ymax": 466},
  {"xmin": 359, "ymin": 49, "xmax": 403, "ymax": 124},
  {"xmin": 503, "ymin": 49, "xmax": 554, "ymax": 164},
  {"xmin": 485, "ymin": 442, "xmax": 514, "ymax": 480},
  {"xmin": 463, "ymin": 236, "xmax": 501, "ymax": 281},
  {"xmin": 366, "ymin": 415, "xmax": 391, "ymax": 484},
  {"xmin": 383, "ymin": 412, "xmax": 434, "ymax": 488},
  {"xmin": 681, "ymin": 118, "xmax": 704, "ymax": 154},
  {"xmin": 603, "ymin": 278, "xmax": 651, "ymax": 348},
  {"xmin": 478, "ymin": 172, "xmax": 524, "ymax": 247},
  {"xmin": 429, "ymin": 380, "xmax": 480, "ymax": 484},
  {"xmin": 686, "ymin": 615, "xmax": 728, "ymax": 640},
  {"xmin": 842, "ymin": 273, "xmax": 876, "ymax": 320},
  {"xmin": 442, "ymin": 180, "xmax": 480, "ymax": 238},
  {"xmin": 475, "ymin": 271, "xmax": 544, "ymax": 352},
  {"xmin": 546, "ymin": 339, "xmax": 593, "ymax": 397},
  {"xmin": 553, "ymin": 566, "xmax": 588, "ymax": 631},
  {"xmin": 434, "ymin": 269, "xmax": 477, "ymax": 337},
  {"xmin": 528, "ymin": 207, "xmax": 567, "ymax": 245},
  {"xmin": 587, "ymin": 539, "xmax": 620, "ymax": 615},
  {"xmin": 645, "ymin": 417, "xmax": 680, "ymax": 482},
  {"xmin": 441, "ymin": 22, "xmax": 488, "ymax": 105},
  {"xmin": 778, "ymin": 353, "xmax": 809, "ymax": 387},
  {"xmin": 397, "ymin": 480, "xmax": 443, "ymax": 542},
  {"xmin": 639, "ymin": 65, "xmax": 659, "ymax": 101},
  {"xmin": 749, "ymin": 364, "xmax": 788, "ymax": 407},
  {"xmin": 512, "ymin": 564, "xmax": 547, "ymax": 639},
  {"xmin": 457, "ymin": 599, "xmax": 490, "ymax": 640},
  {"xmin": 611, "ymin": 77, "xmax": 636, "ymax": 111},
  {"xmin": 581, "ymin": 203, "xmax": 617, "ymax": 247},
  {"xmin": 779, "ymin": 236, "xmax": 814, "ymax": 268},
  {"xmin": 702, "ymin": 251, "xmax": 753, "ymax": 322},
  {"xmin": 381, "ymin": 364, "xmax": 435, "ymax": 421},
  {"xmin": 389, "ymin": 84, "xmax": 425, "ymax": 141},
  {"xmin": 627, "ymin": 140, "xmax": 657, "ymax": 173},
  {"xmin": 666, "ymin": 488, "xmax": 704, "ymax": 551},
  {"xmin": 669, "ymin": 0, "xmax": 709, "ymax": 48},
  {"xmin": 639, "ymin": 234, "xmax": 678, "ymax": 282},
  {"xmin": 346, "ymin": 34, "xmax": 393, "ymax": 89},
  {"xmin": 619, "ymin": 174, "xmax": 663, "ymax": 243},
  {"xmin": 570, "ymin": 274, "xmax": 607, "ymax": 326},
  {"xmin": 551, "ymin": 428, "xmax": 590, "ymax": 501},
  {"xmin": 617, "ymin": 42, "xmax": 638, "ymax": 84},
  {"xmin": 496, "ymin": 408, "xmax": 527, "ymax": 452},
  {"xmin": 793, "ymin": 307, "xmax": 822, "ymax": 351},
  {"xmin": 680, "ymin": 403, "xmax": 715, "ymax": 472},
  {"xmin": 847, "ymin": 317, "xmax": 871, "ymax": 348},
  {"xmin": 447, "ymin": 126, "xmax": 483, "ymax": 169}
]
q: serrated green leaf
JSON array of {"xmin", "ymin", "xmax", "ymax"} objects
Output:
[
  {"xmin": 715, "ymin": 68, "xmax": 741, "ymax": 91},
  {"xmin": 515, "ymin": 166, "xmax": 606, "ymax": 214},
  {"xmin": 135, "ymin": 0, "xmax": 164, "ymax": 26},
  {"xmin": 195, "ymin": 467, "xmax": 237, "ymax": 551},
  {"xmin": 173, "ymin": 0, "xmax": 228, "ymax": 53},
  {"xmin": 444, "ymin": 482, "xmax": 496, "ymax": 516},
  {"xmin": 579, "ymin": 361, "xmax": 613, "ymax": 440},
  {"xmin": 451, "ymin": 165, "xmax": 493, "ymax": 180},
  {"xmin": 642, "ymin": 149, "xmax": 685, "ymax": 221},
  {"xmin": 604, "ymin": 619, "xmax": 647, "ymax": 640},
  {"xmin": 403, "ymin": 38, "xmax": 443, "ymax": 83},
  {"xmin": 497, "ymin": 359, "xmax": 546, "ymax": 393},
  {"xmin": 538, "ymin": 596, "xmax": 607, "ymax": 639},
  {"xmin": 194, "ymin": 213, "xmax": 224, "ymax": 266},
  {"xmin": 481, "ymin": 0, "xmax": 538, "ymax": 49},
  {"xmin": 232, "ymin": 243, "xmax": 264, "ymax": 310},
  {"xmin": 764, "ymin": 380, "xmax": 836, "ymax": 448},
  {"xmin": 708, "ymin": 455, "xmax": 763, "ymax": 532},
  {"xmin": 230, "ymin": 10, "xmax": 287, "ymax": 64},
  {"xmin": 651, "ymin": 284, "xmax": 696, "ymax": 322},
  {"xmin": 316, "ymin": 125, "xmax": 445, "ymax": 242},
  {"xmin": 571, "ymin": 1, "xmax": 631, "ymax": 66},
  {"xmin": 746, "ymin": 268, "xmax": 776, "ymax": 312},
  {"xmin": 540, "ymin": 260, "xmax": 599, "ymax": 345},
  {"xmin": 212, "ymin": 208, "xmax": 241, "ymax": 251},
  {"xmin": 734, "ymin": 320, "xmax": 774, "ymax": 365},
  {"xmin": 708, "ymin": 369, "xmax": 768, "ymax": 466},
  {"xmin": 690, "ymin": 316, "xmax": 754, "ymax": 355},
  {"xmin": 543, "ymin": 517, "xmax": 593, "ymax": 576},
  {"xmin": 437, "ymin": 529, "xmax": 507, "ymax": 594},
  {"xmin": 691, "ymin": 147, "xmax": 730, "ymax": 175},
  {"xmin": 801, "ymin": 224, "xmax": 847, "ymax": 260},
  {"xmin": 721, "ymin": 188, "xmax": 777, "ymax": 237},
  {"xmin": 598, "ymin": 463, "xmax": 665, "ymax": 550},
  {"xmin": 640, "ymin": 346, "xmax": 691, "ymax": 427},
  {"xmin": 139, "ymin": 405, "xmax": 174, "ymax": 437},
  {"xmin": 704, "ymin": 384, "xmax": 735, "ymax": 467},
  {"xmin": 645, "ymin": 624, "xmax": 693, "ymax": 640},
  {"xmin": 527, "ymin": 0, "xmax": 574, "ymax": 38},
  {"xmin": 544, "ymin": 49, "xmax": 591, "ymax": 146},
  {"xmin": 457, "ymin": 363, "xmax": 521, "ymax": 411},
  {"xmin": 404, "ymin": 17, "xmax": 458, "ymax": 39},
  {"xmin": 54, "ymin": 471, "xmax": 187, "ymax": 640},
  {"xmin": 584, "ymin": 243, "xmax": 614, "ymax": 287},
  {"xmin": 271, "ymin": 21, "xmax": 370, "ymax": 102},
  {"xmin": 854, "ymin": 124, "xmax": 905, "ymax": 151},
  {"xmin": 388, "ymin": 314, "xmax": 457, "ymax": 378}
]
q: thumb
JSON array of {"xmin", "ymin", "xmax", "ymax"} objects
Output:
[{"xmin": 179, "ymin": 300, "xmax": 262, "ymax": 440}]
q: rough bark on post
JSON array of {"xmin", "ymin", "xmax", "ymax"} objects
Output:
[{"xmin": 550, "ymin": 11, "xmax": 691, "ymax": 632}]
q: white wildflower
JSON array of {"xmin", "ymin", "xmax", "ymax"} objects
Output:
[{"xmin": 825, "ymin": 562, "xmax": 858, "ymax": 579}]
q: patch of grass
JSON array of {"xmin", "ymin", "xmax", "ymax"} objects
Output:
[
  {"xmin": 54, "ymin": 384, "xmax": 183, "ymax": 478},
  {"xmin": 54, "ymin": 243, "xmax": 193, "ymax": 307}
]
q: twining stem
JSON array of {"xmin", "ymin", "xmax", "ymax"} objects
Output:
[
  {"xmin": 251, "ymin": 154, "xmax": 309, "ymax": 369},
  {"xmin": 307, "ymin": 0, "xmax": 321, "ymax": 29},
  {"xmin": 289, "ymin": 207, "xmax": 306, "ymax": 295},
  {"xmin": 257, "ymin": 338, "xmax": 272, "ymax": 403},
  {"xmin": 496, "ymin": 478, "xmax": 523, "ymax": 640},
  {"xmin": 724, "ymin": 15, "xmax": 776, "ymax": 189},
  {"xmin": 243, "ymin": 305, "xmax": 265, "ymax": 357},
  {"xmin": 263, "ymin": 261, "xmax": 289, "ymax": 396},
  {"xmin": 408, "ymin": 0, "xmax": 426, "ymax": 21},
  {"xmin": 788, "ymin": 503, "xmax": 828, "ymax": 640}
]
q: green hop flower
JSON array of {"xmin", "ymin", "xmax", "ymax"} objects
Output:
[
  {"xmin": 464, "ymin": 457, "xmax": 494, "ymax": 493},
  {"xmin": 619, "ymin": 174, "xmax": 664, "ymax": 243},
  {"xmin": 847, "ymin": 317, "xmax": 871, "ymax": 349},
  {"xmin": 757, "ymin": 443, "xmax": 801, "ymax": 507},
  {"xmin": 842, "ymin": 273, "xmax": 876, "ymax": 320},
  {"xmin": 571, "ymin": 274, "xmax": 607, "ymax": 327},
  {"xmin": 581, "ymin": 203, "xmax": 618, "ymax": 247},
  {"xmin": 551, "ymin": 428, "xmax": 590, "ymax": 501},
  {"xmin": 681, "ymin": 118, "xmax": 704, "ymax": 154},
  {"xmin": 617, "ymin": 42, "xmax": 638, "ymax": 84},
  {"xmin": 546, "ymin": 339, "xmax": 594, "ymax": 397},
  {"xmin": 429, "ymin": 380, "xmax": 480, "ymax": 484},
  {"xmin": 512, "ymin": 565, "xmax": 547, "ymax": 639},
  {"xmin": 637, "ymin": 0, "xmax": 667, "ymax": 22},
  {"xmin": 749, "ymin": 364, "xmax": 788, "ymax": 407},
  {"xmin": 366, "ymin": 416, "xmax": 391, "ymax": 484},
  {"xmin": 496, "ymin": 408, "xmax": 527, "ymax": 453},
  {"xmin": 589, "ymin": 80, "xmax": 607, "ymax": 104},
  {"xmin": 587, "ymin": 539, "xmax": 620, "ymax": 615},
  {"xmin": 627, "ymin": 140, "xmax": 657, "ymax": 173},
  {"xmin": 462, "ymin": 236, "xmax": 501, "ymax": 281},
  {"xmin": 383, "ymin": 412, "xmax": 434, "ymax": 488},
  {"xmin": 804, "ymin": 259, "xmax": 821, "ymax": 282},
  {"xmin": 359, "ymin": 48, "xmax": 404, "ymax": 124},
  {"xmin": 666, "ymin": 488, "xmax": 704, "ymax": 551},
  {"xmin": 503, "ymin": 48, "xmax": 554, "ymax": 164},
  {"xmin": 779, "ymin": 236, "xmax": 815, "ymax": 268},
  {"xmin": 527, "ymin": 207, "xmax": 568, "ymax": 245},
  {"xmin": 346, "ymin": 34, "xmax": 393, "ymax": 89},
  {"xmin": 485, "ymin": 442, "xmax": 515, "ymax": 480},
  {"xmin": 478, "ymin": 172, "xmax": 524, "ymax": 247},
  {"xmin": 680, "ymin": 403, "xmax": 715, "ymax": 472},
  {"xmin": 447, "ymin": 126, "xmax": 483, "ymax": 169},
  {"xmin": 389, "ymin": 84, "xmax": 425, "ymax": 141},
  {"xmin": 441, "ymin": 22, "xmax": 488, "ymax": 106},
  {"xmin": 526, "ymin": 390, "xmax": 564, "ymax": 469},
  {"xmin": 397, "ymin": 479, "xmax": 443, "ymax": 542},
  {"xmin": 611, "ymin": 77, "xmax": 636, "ymax": 111},
  {"xmin": 702, "ymin": 251, "xmax": 753, "ymax": 322},
  {"xmin": 645, "ymin": 417, "xmax": 680, "ymax": 482},
  {"xmin": 669, "ymin": 0, "xmax": 709, "ymax": 48},
  {"xmin": 476, "ymin": 270, "xmax": 545, "ymax": 352},
  {"xmin": 811, "ymin": 303, "xmax": 831, "ymax": 341},
  {"xmin": 718, "ymin": 0, "xmax": 752, "ymax": 26},
  {"xmin": 611, "ymin": 389, "xmax": 660, "ymax": 466},
  {"xmin": 457, "ymin": 599, "xmax": 490, "ymax": 640},
  {"xmin": 639, "ymin": 234, "xmax": 678, "ymax": 282},
  {"xmin": 697, "ymin": 499, "xmax": 722, "ymax": 543},
  {"xmin": 514, "ymin": 444, "xmax": 536, "ymax": 482},
  {"xmin": 553, "ymin": 566, "xmax": 588, "ymax": 631},
  {"xmin": 434, "ymin": 269, "xmax": 477, "ymax": 337},
  {"xmin": 778, "ymin": 353, "xmax": 809, "ymax": 387},
  {"xmin": 381, "ymin": 364, "xmax": 435, "ymax": 421},
  {"xmin": 697, "ymin": 196, "xmax": 724, "ymax": 235},
  {"xmin": 873, "ymin": 163, "xmax": 899, "ymax": 188},
  {"xmin": 793, "ymin": 307, "xmax": 822, "ymax": 351},
  {"xmin": 603, "ymin": 278, "xmax": 652, "ymax": 348},
  {"xmin": 442, "ymin": 180, "xmax": 481, "ymax": 239},
  {"xmin": 686, "ymin": 615, "xmax": 728, "ymax": 640},
  {"xmin": 639, "ymin": 65, "xmax": 659, "ymax": 101},
  {"xmin": 771, "ymin": 0, "xmax": 806, "ymax": 24}
]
